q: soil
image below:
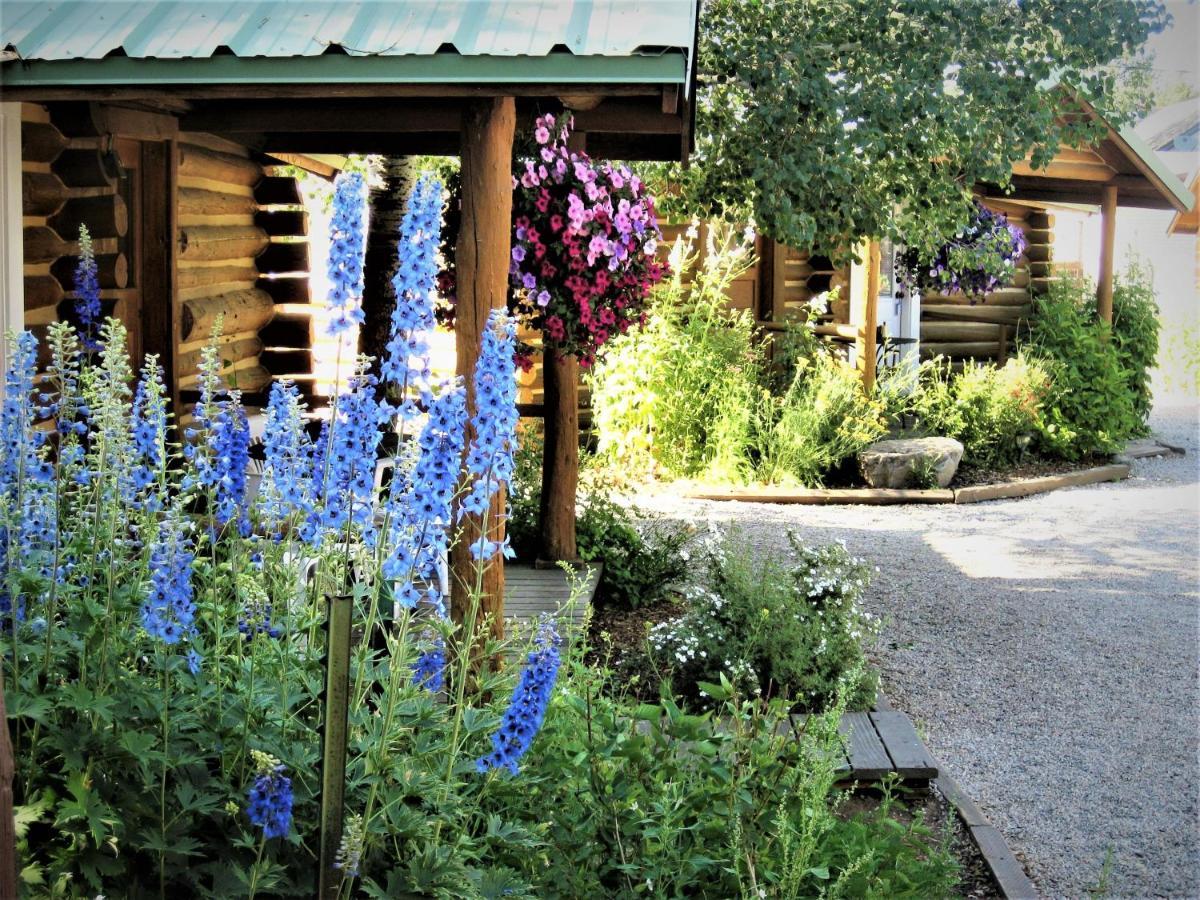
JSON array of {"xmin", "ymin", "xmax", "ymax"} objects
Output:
[{"xmin": 950, "ymin": 453, "xmax": 1110, "ymax": 487}]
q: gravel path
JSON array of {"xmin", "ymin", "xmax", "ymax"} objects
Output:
[{"xmin": 636, "ymin": 405, "xmax": 1200, "ymax": 899}]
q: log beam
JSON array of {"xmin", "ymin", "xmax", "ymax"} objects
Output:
[
  {"xmin": 450, "ymin": 97, "xmax": 515, "ymax": 651},
  {"xmin": 178, "ymin": 224, "xmax": 268, "ymax": 262},
  {"xmin": 180, "ymin": 288, "xmax": 274, "ymax": 342},
  {"xmin": 49, "ymin": 193, "xmax": 129, "ymax": 239},
  {"xmin": 20, "ymin": 120, "xmax": 68, "ymax": 163},
  {"xmin": 1097, "ymin": 184, "xmax": 1117, "ymax": 324},
  {"xmin": 856, "ymin": 241, "xmax": 881, "ymax": 391}
]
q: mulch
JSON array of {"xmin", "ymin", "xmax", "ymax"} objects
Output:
[{"xmin": 950, "ymin": 453, "xmax": 1109, "ymax": 488}]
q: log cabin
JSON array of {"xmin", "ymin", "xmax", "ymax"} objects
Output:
[{"xmin": 0, "ymin": 0, "xmax": 701, "ymax": 759}]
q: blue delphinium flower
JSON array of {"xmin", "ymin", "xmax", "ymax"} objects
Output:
[
  {"xmin": 0, "ymin": 333, "xmax": 55, "ymax": 622},
  {"xmin": 141, "ymin": 513, "xmax": 196, "ymax": 645},
  {"xmin": 208, "ymin": 395, "xmax": 250, "ymax": 535},
  {"xmin": 459, "ymin": 309, "xmax": 519, "ymax": 561},
  {"xmin": 237, "ymin": 585, "xmax": 282, "ymax": 641},
  {"xmin": 304, "ymin": 367, "xmax": 385, "ymax": 546},
  {"xmin": 326, "ymin": 171, "xmax": 368, "ymax": 337},
  {"xmin": 186, "ymin": 647, "xmax": 203, "ymax": 675},
  {"xmin": 129, "ymin": 358, "xmax": 168, "ymax": 501},
  {"xmin": 477, "ymin": 620, "xmax": 562, "ymax": 775},
  {"xmin": 246, "ymin": 753, "xmax": 293, "ymax": 840},
  {"xmin": 258, "ymin": 380, "xmax": 314, "ymax": 532},
  {"xmin": 381, "ymin": 175, "xmax": 442, "ymax": 419},
  {"xmin": 410, "ymin": 631, "xmax": 446, "ymax": 692},
  {"xmin": 73, "ymin": 225, "xmax": 101, "ymax": 350},
  {"xmin": 381, "ymin": 380, "xmax": 467, "ymax": 611}
]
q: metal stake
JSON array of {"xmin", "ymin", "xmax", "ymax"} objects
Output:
[{"xmin": 317, "ymin": 593, "xmax": 352, "ymax": 899}]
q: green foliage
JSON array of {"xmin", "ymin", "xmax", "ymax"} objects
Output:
[
  {"xmin": 1020, "ymin": 273, "xmax": 1146, "ymax": 457},
  {"xmin": 507, "ymin": 434, "xmax": 694, "ymax": 609},
  {"xmin": 590, "ymin": 228, "xmax": 898, "ymax": 487},
  {"xmin": 910, "ymin": 356, "xmax": 1051, "ymax": 468},
  {"xmin": 476, "ymin": 657, "xmax": 959, "ymax": 899},
  {"xmin": 657, "ymin": 0, "xmax": 1166, "ymax": 260},
  {"xmin": 647, "ymin": 531, "xmax": 879, "ymax": 712},
  {"xmin": 756, "ymin": 352, "xmax": 898, "ymax": 486},
  {"xmin": 591, "ymin": 225, "xmax": 763, "ymax": 481},
  {"xmin": 1110, "ymin": 259, "xmax": 1160, "ymax": 426}
]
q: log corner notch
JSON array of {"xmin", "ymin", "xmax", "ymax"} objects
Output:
[{"xmin": 449, "ymin": 97, "xmax": 516, "ymax": 649}]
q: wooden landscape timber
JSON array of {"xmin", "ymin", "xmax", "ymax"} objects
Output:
[{"xmin": 683, "ymin": 462, "xmax": 1131, "ymax": 505}]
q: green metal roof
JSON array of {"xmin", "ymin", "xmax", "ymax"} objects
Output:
[{"xmin": 1, "ymin": 1, "xmax": 696, "ymax": 89}]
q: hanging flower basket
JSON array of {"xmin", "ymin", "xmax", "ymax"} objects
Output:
[
  {"xmin": 897, "ymin": 202, "xmax": 1026, "ymax": 301},
  {"xmin": 506, "ymin": 113, "xmax": 667, "ymax": 369}
]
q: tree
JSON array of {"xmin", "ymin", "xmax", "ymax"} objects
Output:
[{"xmin": 672, "ymin": 0, "xmax": 1169, "ymax": 260}]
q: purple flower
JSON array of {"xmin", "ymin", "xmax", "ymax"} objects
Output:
[{"xmin": 326, "ymin": 172, "xmax": 368, "ymax": 337}]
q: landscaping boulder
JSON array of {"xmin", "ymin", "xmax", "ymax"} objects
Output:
[{"xmin": 859, "ymin": 437, "xmax": 964, "ymax": 489}]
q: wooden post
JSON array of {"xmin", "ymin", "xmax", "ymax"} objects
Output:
[
  {"xmin": 450, "ymin": 98, "xmax": 515, "ymax": 647},
  {"xmin": 1097, "ymin": 183, "xmax": 1117, "ymax": 325},
  {"xmin": 317, "ymin": 594, "xmax": 352, "ymax": 899},
  {"xmin": 858, "ymin": 241, "xmax": 881, "ymax": 392},
  {"xmin": 141, "ymin": 140, "xmax": 180, "ymax": 407},
  {"xmin": 538, "ymin": 127, "xmax": 583, "ymax": 564},
  {"xmin": 539, "ymin": 349, "xmax": 579, "ymax": 562}
]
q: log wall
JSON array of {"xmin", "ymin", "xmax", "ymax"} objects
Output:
[
  {"xmin": 19, "ymin": 103, "xmax": 130, "ymax": 363},
  {"xmin": 175, "ymin": 133, "xmax": 275, "ymax": 398}
]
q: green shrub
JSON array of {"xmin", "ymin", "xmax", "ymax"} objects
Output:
[
  {"xmin": 507, "ymin": 434, "xmax": 694, "ymax": 609},
  {"xmin": 1110, "ymin": 260, "xmax": 1160, "ymax": 429},
  {"xmin": 910, "ymin": 355, "xmax": 1051, "ymax": 468},
  {"xmin": 1021, "ymin": 274, "xmax": 1142, "ymax": 458},
  {"xmin": 647, "ymin": 531, "xmax": 879, "ymax": 712},
  {"xmin": 756, "ymin": 351, "xmax": 897, "ymax": 486},
  {"xmin": 590, "ymin": 228, "xmax": 901, "ymax": 487},
  {"xmin": 590, "ymin": 224, "xmax": 764, "ymax": 481}
]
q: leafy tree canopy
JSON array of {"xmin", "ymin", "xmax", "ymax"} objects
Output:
[{"xmin": 663, "ymin": 0, "xmax": 1168, "ymax": 261}]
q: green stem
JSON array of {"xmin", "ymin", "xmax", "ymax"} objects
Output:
[
  {"xmin": 247, "ymin": 835, "xmax": 266, "ymax": 900},
  {"xmin": 159, "ymin": 656, "xmax": 171, "ymax": 899}
]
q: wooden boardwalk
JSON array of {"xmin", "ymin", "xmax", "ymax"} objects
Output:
[
  {"xmin": 504, "ymin": 562, "xmax": 602, "ymax": 634},
  {"xmin": 835, "ymin": 709, "xmax": 938, "ymax": 783}
]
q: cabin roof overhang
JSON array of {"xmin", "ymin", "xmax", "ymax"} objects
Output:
[
  {"xmin": 0, "ymin": 0, "xmax": 699, "ymax": 161},
  {"xmin": 979, "ymin": 87, "xmax": 1194, "ymax": 214}
]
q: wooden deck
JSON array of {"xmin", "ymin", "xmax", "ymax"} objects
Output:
[
  {"xmin": 503, "ymin": 562, "xmax": 602, "ymax": 634},
  {"xmin": 836, "ymin": 710, "xmax": 939, "ymax": 783}
]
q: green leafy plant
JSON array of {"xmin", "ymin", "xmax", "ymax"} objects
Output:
[
  {"xmin": 756, "ymin": 351, "xmax": 898, "ymax": 486},
  {"xmin": 647, "ymin": 530, "xmax": 879, "ymax": 712},
  {"xmin": 1110, "ymin": 259, "xmax": 1160, "ymax": 428},
  {"xmin": 1021, "ymin": 274, "xmax": 1144, "ymax": 458},
  {"xmin": 910, "ymin": 355, "xmax": 1051, "ymax": 468},
  {"xmin": 590, "ymin": 228, "xmax": 901, "ymax": 487}
]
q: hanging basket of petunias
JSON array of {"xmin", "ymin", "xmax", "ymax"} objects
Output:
[
  {"xmin": 896, "ymin": 201, "xmax": 1026, "ymax": 302},
  {"xmin": 508, "ymin": 113, "xmax": 667, "ymax": 368}
]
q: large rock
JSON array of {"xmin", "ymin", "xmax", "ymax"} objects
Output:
[{"xmin": 859, "ymin": 437, "xmax": 964, "ymax": 489}]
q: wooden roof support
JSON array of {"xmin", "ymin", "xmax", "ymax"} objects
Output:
[
  {"xmin": 450, "ymin": 97, "xmax": 515, "ymax": 654},
  {"xmin": 1097, "ymin": 184, "xmax": 1117, "ymax": 325},
  {"xmin": 538, "ymin": 128, "xmax": 585, "ymax": 566},
  {"xmin": 855, "ymin": 241, "xmax": 881, "ymax": 392}
]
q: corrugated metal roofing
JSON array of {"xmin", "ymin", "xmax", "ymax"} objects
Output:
[{"xmin": 1, "ymin": 1, "xmax": 695, "ymax": 60}]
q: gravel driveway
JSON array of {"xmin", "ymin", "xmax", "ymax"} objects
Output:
[{"xmin": 637, "ymin": 405, "xmax": 1200, "ymax": 899}]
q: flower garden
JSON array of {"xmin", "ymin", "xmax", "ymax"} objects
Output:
[{"xmin": 0, "ymin": 118, "xmax": 971, "ymax": 897}]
